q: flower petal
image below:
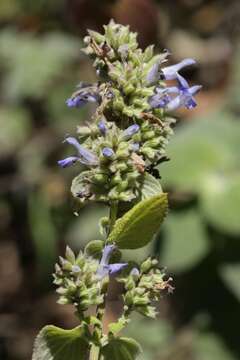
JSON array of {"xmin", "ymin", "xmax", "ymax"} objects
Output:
[
  {"xmin": 65, "ymin": 137, "xmax": 98, "ymax": 166},
  {"xmin": 162, "ymin": 58, "xmax": 196, "ymax": 80},
  {"xmin": 108, "ymin": 263, "xmax": 128, "ymax": 275},
  {"xmin": 57, "ymin": 156, "xmax": 79, "ymax": 168}
]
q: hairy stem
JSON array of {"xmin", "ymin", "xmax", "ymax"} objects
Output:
[{"xmin": 89, "ymin": 201, "xmax": 118, "ymax": 359}]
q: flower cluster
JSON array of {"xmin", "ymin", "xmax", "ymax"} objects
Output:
[
  {"xmin": 118, "ymin": 258, "xmax": 174, "ymax": 319},
  {"xmin": 53, "ymin": 245, "xmax": 126, "ymax": 314},
  {"xmin": 58, "ymin": 21, "xmax": 201, "ymax": 205}
]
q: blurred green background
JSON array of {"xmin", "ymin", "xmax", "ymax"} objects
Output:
[{"xmin": 0, "ymin": 0, "xmax": 240, "ymax": 359}]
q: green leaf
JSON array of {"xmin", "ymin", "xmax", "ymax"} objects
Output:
[
  {"xmin": 219, "ymin": 264, "xmax": 240, "ymax": 300},
  {"xmin": 32, "ymin": 325, "xmax": 89, "ymax": 360},
  {"xmin": 160, "ymin": 209, "xmax": 209, "ymax": 272},
  {"xmin": 108, "ymin": 194, "xmax": 168, "ymax": 249},
  {"xmin": 108, "ymin": 318, "xmax": 129, "ymax": 335},
  {"xmin": 140, "ymin": 173, "xmax": 162, "ymax": 200},
  {"xmin": 101, "ymin": 336, "xmax": 142, "ymax": 360},
  {"xmin": 200, "ymin": 173, "xmax": 240, "ymax": 235},
  {"xmin": 194, "ymin": 332, "xmax": 237, "ymax": 360},
  {"xmin": 160, "ymin": 114, "xmax": 238, "ymax": 193}
]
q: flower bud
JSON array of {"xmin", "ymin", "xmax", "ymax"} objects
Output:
[
  {"xmin": 142, "ymin": 131, "xmax": 155, "ymax": 140},
  {"xmin": 141, "ymin": 258, "xmax": 153, "ymax": 273},
  {"xmin": 92, "ymin": 173, "xmax": 108, "ymax": 184}
]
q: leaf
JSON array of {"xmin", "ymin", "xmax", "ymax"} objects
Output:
[
  {"xmin": 160, "ymin": 114, "xmax": 238, "ymax": 193},
  {"xmin": 108, "ymin": 194, "xmax": 168, "ymax": 249},
  {"xmin": 194, "ymin": 332, "xmax": 237, "ymax": 360},
  {"xmin": 101, "ymin": 336, "xmax": 142, "ymax": 360},
  {"xmin": 32, "ymin": 325, "xmax": 89, "ymax": 360},
  {"xmin": 160, "ymin": 209, "xmax": 209, "ymax": 272},
  {"xmin": 219, "ymin": 264, "xmax": 240, "ymax": 300},
  {"xmin": 108, "ymin": 318, "xmax": 129, "ymax": 335},
  {"xmin": 0, "ymin": 107, "xmax": 31, "ymax": 158},
  {"xmin": 200, "ymin": 173, "xmax": 240, "ymax": 235},
  {"xmin": 140, "ymin": 173, "xmax": 162, "ymax": 200}
]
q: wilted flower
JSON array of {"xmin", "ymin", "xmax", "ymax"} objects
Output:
[
  {"xmin": 97, "ymin": 245, "xmax": 127, "ymax": 279},
  {"xmin": 58, "ymin": 136, "xmax": 98, "ymax": 167}
]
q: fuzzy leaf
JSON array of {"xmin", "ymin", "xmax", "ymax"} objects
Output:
[
  {"xmin": 101, "ymin": 336, "xmax": 142, "ymax": 360},
  {"xmin": 108, "ymin": 194, "xmax": 168, "ymax": 249},
  {"xmin": 140, "ymin": 173, "xmax": 162, "ymax": 200},
  {"xmin": 32, "ymin": 325, "xmax": 89, "ymax": 360}
]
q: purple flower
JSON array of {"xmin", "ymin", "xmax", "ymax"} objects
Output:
[
  {"xmin": 57, "ymin": 156, "xmax": 79, "ymax": 168},
  {"xmin": 97, "ymin": 245, "xmax": 127, "ymax": 279},
  {"xmin": 162, "ymin": 58, "xmax": 196, "ymax": 80},
  {"xmin": 130, "ymin": 143, "xmax": 140, "ymax": 152},
  {"xmin": 102, "ymin": 147, "xmax": 114, "ymax": 158},
  {"xmin": 122, "ymin": 124, "xmax": 140, "ymax": 140},
  {"xmin": 66, "ymin": 88, "xmax": 100, "ymax": 108},
  {"xmin": 146, "ymin": 62, "xmax": 160, "ymax": 85},
  {"xmin": 165, "ymin": 74, "xmax": 202, "ymax": 111},
  {"xmin": 98, "ymin": 120, "xmax": 107, "ymax": 135},
  {"xmin": 58, "ymin": 136, "xmax": 98, "ymax": 168},
  {"xmin": 148, "ymin": 86, "xmax": 179, "ymax": 109}
]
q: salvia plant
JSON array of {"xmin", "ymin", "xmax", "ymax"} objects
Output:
[{"xmin": 32, "ymin": 20, "xmax": 201, "ymax": 360}]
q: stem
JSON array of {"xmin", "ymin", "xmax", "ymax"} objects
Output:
[
  {"xmin": 89, "ymin": 201, "xmax": 118, "ymax": 360},
  {"xmin": 89, "ymin": 343, "xmax": 100, "ymax": 360}
]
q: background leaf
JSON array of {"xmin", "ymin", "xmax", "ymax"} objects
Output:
[
  {"xmin": 219, "ymin": 264, "xmax": 240, "ymax": 300},
  {"xmin": 108, "ymin": 194, "xmax": 168, "ymax": 249},
  {"xmin": 200, "ymin": 173, "xmax": 240, "ymax": 235},
  {"xmin": 32, "ymin": 325, "xmax": 89, "ymax": 360},
  {"xmin": 160, "ymin": 209, "xmax": 209, "ymax": 272}
]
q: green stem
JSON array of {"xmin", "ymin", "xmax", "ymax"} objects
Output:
[
  {"xmin": 89, "ymin": 343, "xmax": 100, "ymax": 360},
  {"xmin": 89, "ymin": 201, "xmax": 118, "ymax": 360}
]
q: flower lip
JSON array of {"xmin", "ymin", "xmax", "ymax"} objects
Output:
[
  {"xmin": 97, "ymin": 245, "xmax": 127, "ymax": 279},
  {"xmin": 64, "ymin": 137, "xmax": 99, "ymax": 166},
  {"xmin": 58, "ymin": 156, "xmax": 79, "ymax": 168},
  {"xmin": 162, "ymin": 58, "xmax": 196, "ymax": 80}
]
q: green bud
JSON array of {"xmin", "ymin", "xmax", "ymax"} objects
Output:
[
  {"xmin": 116, "ymin": 149, "xmax": 129, "ymax": 159},
  {"xmin": 88, "ymin": 30, "xmax": 105, "ymax": 43},
  {"xmin": 133, "ymin": 296, "xmax": 149, "ymax": 306},
  {"xmin": 115, "ymin": 162, "xmax": 128, "ymax": 172},
  {"xmin": 76, "ymin": 126, "xmax": 91, "ymax": 136},
  {"xmin": 143, "ymin": 138, "xmax": 161, "ymax": 148},
  {"xmin": 113, "ymin": 99, "xmax": 124, "ymax": 111},
  {"xmin": 141, "ymin": 147, "xmax": 155, "ymax": 159},
  {"xmin": 123, "ymin": 84, "xmax": 135, "ymax": 95},
  {"xmin": 117, "ymin": 180, "xmax": 128, "ymax": 192},
  {"xmin": 111, "ymin": 173, "xmax": 122, "ymax": 186},
  {"xmin": 65, "ymin": 246, "xmax": 76, "ymax": 264},
  {"xmin": 142, "ymin": 131, "xmax": 155, "ymax": 140},
  {"xmin": 141, "ymin": 258, "xmax": 152, "ymax": 273},
  {"xmin": 92, "ymin": 173, "xmax": 108, "ymax": 184}
]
